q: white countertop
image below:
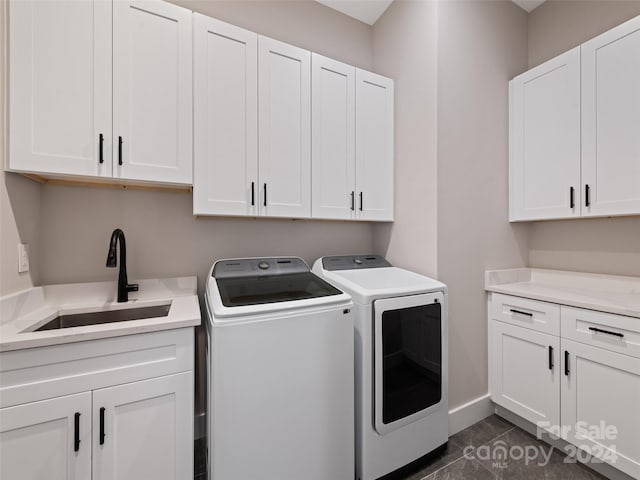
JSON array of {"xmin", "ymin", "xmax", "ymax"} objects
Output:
[
  {"xmin": 0, "ymin": 277, "xmax": 201, "ymax": 352},
  {"xmin": 485, "ymin": 268, "xmax": 640, "ymax": 319}
]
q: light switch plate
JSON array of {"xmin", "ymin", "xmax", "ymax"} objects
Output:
[{"xmin": 18, "ymin": 243, "xmax": 29, "ymax": 273}]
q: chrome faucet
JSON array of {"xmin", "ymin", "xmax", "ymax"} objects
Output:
[{"xmin": 106, "ymin": 229, "xmax": 139, "ymax": 302}]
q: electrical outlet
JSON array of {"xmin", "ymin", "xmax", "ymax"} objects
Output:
[{"xmin": 18, "ymin": 243, "xmax": 29, "ymax": 273}]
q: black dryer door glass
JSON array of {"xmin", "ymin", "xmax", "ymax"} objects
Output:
[{"xmin": 382, "ymin": 302, "xmax": 442, "ymax": 424}]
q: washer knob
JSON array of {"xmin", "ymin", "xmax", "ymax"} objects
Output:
[
  {"xmin": 353, "ymin": 258, "xmax": 363, "ymax": 265},
  {"xmin": 258, "ymin": 261, "xmax": 270, "ymax": 270}
]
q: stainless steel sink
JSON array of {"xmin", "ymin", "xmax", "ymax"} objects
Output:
[{"xmin": 34, "ymin": 304, "xmax": 171, "ymax": 331}]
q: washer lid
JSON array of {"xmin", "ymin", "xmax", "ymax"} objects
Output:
[
  {"xmin": 216, "ymin": 272, "xmax": 342, "ymax": 308},
  {"xmin": 315, "ymin": 261, "xmax": 446, "ymax": 304},
  {"xmin": 207, "ymin": 257, "xmax": 351, "ymax": 320}
]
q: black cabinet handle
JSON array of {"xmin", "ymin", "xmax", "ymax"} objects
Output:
[
  {"xmin": 589, "ymin": 327, "xmax": 624, "ymax": 338},
  {"xmin": 359, "ymin": 192, "xmax": 363, "ymax": 211},
  {"xmin": 118, "ymin": 136, "xmax": 123, "ymax": 166},
  {"xmin": 74, "ymin": 412, "xmax": 81, "ymax": 452},
  {"xmin": 510, "ymin": 309, "xmax": 533, "ymax": 317},
  {"xmin": 548, "ymin": 346, "xmax": 554, "ymax": 370},
  {"xmin": 570, "ymin": 186, "xmax": 575, "ymax": 209},
  {"xmin": 263, "ymin": 184, "xmax": 267, "ymax": 207},
  {"xmin": 585, "ymin": 184, "xmax": 590, "ymax": 207},
  {"xmin": 564, "ymin": 351, "xmax": 570, "ymax": 376},
  {"xmin": 251, "ymin": 182, "xmax": 255, "ymax": 206},
  {"xmin": 99, "ymin": 134, "xmax": 104, "ymax": 164},
  {"xmin": 99, "ymin": 407, "xmax": 106, "ymax": 445},
  {"xmin": 350, "ymin": 191, "xmax": 355, "ymax": 211}
]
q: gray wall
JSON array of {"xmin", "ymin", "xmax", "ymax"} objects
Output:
[
  {"xmin": 527, "ymin": 0, "xmax": 640, "ymax": 276},
  {"xmin": 371, "ymin": 0, "xmax": 530, "ymax": 410},
  {"xmin": 371, "ymin": 0, "xmax": 439, "ymax": 277},
  {"xmin": 436, "ymin": 0, "xmax": 530, "ymax": 410}
]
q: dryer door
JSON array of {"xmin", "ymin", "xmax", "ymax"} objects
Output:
[{"xmin": 373, "ymin": 292, "xmax": 444, "ymax": 434}]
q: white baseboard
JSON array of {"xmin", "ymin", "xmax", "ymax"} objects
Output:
[{"xmin": 448, "ymin": 393, "xmax": 493, "ymax": 435}]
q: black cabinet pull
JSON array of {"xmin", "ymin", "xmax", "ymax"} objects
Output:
[
  {"xmin": 263, "ymin": 184, "xmax": 267, "ymax": 207},
  {"xmin": 74, "ymin": 412, "xmax": 81, "ymax": 452},
  {"xmin": 99, "ymin": 407, "xmax": 106, "ymax": 445},
  {"xmin": 350, "ymin": 191, "xmax": 355, "ymax": 211},
  {"xmin": 99, "ymin": 134, "xmax": 104, "ymax": 164},
  {"xmin": 589, "ymin": 327, "xmax": 624, "ymax": 338},
  {"xmin": 510, "ymin": 309, "xmax": 533, "ymax": 317},
  {"xmin": 359, "ymin": 192, "xmax": 363, "ymax": 211},
  {"xmin": 564, "ymin": 351, "xmax": 570, "ymax": 376},
  {"xmin": 585, "ymin": 184, "xmax": 590, "ymax": 207},
  {"xmin": 118, "ymin": 136, "xmax": 123, "ymax": 166},
  {"xmin": 548, "ymin": 346, "xmax": 554, "ymax": 370},
  {"xmin": 570, "ymin": 186, "xmax": 575, "ymax": 208},
  {"xmin": 251, "ymin": 182, "xmax": 255, "ymax": 206}
]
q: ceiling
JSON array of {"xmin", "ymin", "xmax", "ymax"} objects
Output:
[
  {"xmin": 315, "ymin": 0, "xmax": 547, "ymax": 25},
  {"xmin": 512, "ymin": 0, "xmax": 547, "ymax": 13},
  {"xmin": 315, "ymin": 0, "xmax": 394, "ymax": 25}
]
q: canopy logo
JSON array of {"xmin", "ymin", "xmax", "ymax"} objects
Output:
[{"xmin": 462, "ymin": 421, "xmax": 619, "ymax": 470}]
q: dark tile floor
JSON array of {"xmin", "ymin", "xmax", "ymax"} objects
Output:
[
  {"xmin": 193, "ymin": 414, "xmax": 607, "ymax": 480},
  {"xmin": 403, "ymin": 415, "xmax": 607, "ymax": 480}
]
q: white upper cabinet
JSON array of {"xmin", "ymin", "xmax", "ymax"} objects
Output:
[
  {"xmin": 355, "ymin": 69, "xmax": 394, "ymax": 222},
  {"xmin": 509, "ymin": 48, "xmax": 581, "ymax": 221},
  {"xmin": 581, "ymin": 15, "xmax": 640, "ymax": 217},
  {"xmin": 193, "ymin": 15, "xmax": 258, "ymax": 216},
  {"xmin": 0, "ymin": 392, "xmax": 92, "ymax": 480},
  {"xmin": 113, "ymin": 1, "xmax": 193, "ymax": 185},
  {"xmin": 311, "ymin": 61, "xmax": 395, "ymax": 222},
  {"xmin": 258, "ymin": 36, "xmax": 311, "ymax": 218},
  {"xmin": 510, "ymin": 15, "xmax": 640, "ymax": 221},
  {"xmin": 8, "ymin": 0, "xmax": 192, "ymax": 185},
  {"xmin": 311, "ymin": 54, "xmax": 356, "ymax": 220},
  {"xmin": 9, "ymin": 0, "xmax": 112, "ymax": 177}
]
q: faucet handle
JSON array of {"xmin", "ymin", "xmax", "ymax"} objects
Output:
[{"xmin": 126, "ymin": 284, "xmax": 139, "ymax": 293}]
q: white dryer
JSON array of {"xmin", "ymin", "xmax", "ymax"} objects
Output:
[
  {"xmin": 205, "ymin": 257, "xmax": 354, "ymax": 480},
  {"xmin": 313, "ymin": 255, "xmax": 448, "ymax": 480}
]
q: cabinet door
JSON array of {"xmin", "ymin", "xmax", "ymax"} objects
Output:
[
  {"xmin": 490, "ymin": 321, "xmax": 560, "ymax": 429},
  {"xmin": 355, "ymin": 69, "xmax": 394, "ymax": 221},
  {"xmin": 509, "ymin": 48, "xmax": 581, "ymax": 221},
  {"xmin": 258, "ymin": 36, "xmax": 311, "ymax": 218},
  {"xmin": 582, "ymin": 16, "xmax": 640, "ymax": 217},
  {"xmin": 8, "ymin": 0, "xmax": 111, "ymax": 177},
  {"xmin": 113, "ymin": 1, "xmax": 193, "ymax": 185},
  {"xmin": 193, "ymin": 15, "xmax": 258, "ymax": 216},
  {"xmin": 561, "ymin": 339, "xmax": 640, "ymax": 479},
  {"xmin": 0, "ymin": 392, "xmax": 91, "ymax": 480},
  {"xmin": 311, "ymin": 54, "xmax": 356, "ymax": 220},
  {"xmin": 93, "ymin": 372, "xmax": 193, "ymax": 480}
]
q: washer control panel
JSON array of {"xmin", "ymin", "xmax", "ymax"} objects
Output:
[
  {"xmin": 214, "ymin": 257, "xmax": 309, "ymax": 278},
  {"xmin": 322, "ymin": 255, "xmax": 392, "ymax": 271}
]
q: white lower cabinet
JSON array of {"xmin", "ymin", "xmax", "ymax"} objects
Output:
[
  {"xmin": 561, "ymin": 339, "xmax": 640, "ymax": 479},
  {"xmin": 489, "ymin": 294, "xmax": 640, "ymax": 478},
  {"xmin": 491, "ymin": 321, "xmax": 560, "ymax": 428},
  {"xmin": 93, "ymin": 373, "xmax": 193, "ymax": 480},
  {"xmin": 0, "ymin": 392, "xmax": 92, "ymax": 480},
  {"xmin": 0, "ymin": 329, "xmax": 194, "ymax": 480}
]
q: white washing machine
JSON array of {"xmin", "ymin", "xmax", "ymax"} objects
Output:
[
  {"xmin": 205, "ymin": 257, "xmax": 354, "ymax": 480},
  {"xmin": 313, "ymin": 255, "xmax": 448, "ymax": 480}
]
